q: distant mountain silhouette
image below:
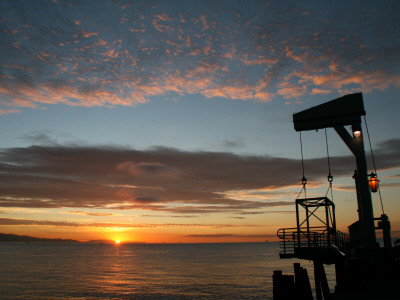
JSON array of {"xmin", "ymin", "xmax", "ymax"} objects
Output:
[
  {"xmin": 0, "ymin": 233, "xmax": 145, "ymax": 244},
  {"xmin": 0, "ymin": 233, "xmax": 81, "ymax": 243},
  {"xmin": 85, "ymin": 239, "xmax": 115, "ymax": 244}
]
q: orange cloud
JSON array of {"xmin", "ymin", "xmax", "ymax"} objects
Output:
[
  {"xmin": 254, "ymin": 91, "xmax": 272, "ymax": 102},
  {"xmin": 312, "ymin": 71, "xmax": 400, "ymax": 93},
  {"xmin": 310, "ymin": 88, "xmax": 331, "ymax": 95},
  {"xmin": 285, "ymin": 46, "xmax": 305, "ymax": 63},
  {"xmin": 0, "ymin": 108, "xmax": 20, "ymax": 115},
  {"xmin": 102, "ymin": 49, "xmax": 119, "ymax": 59},
  {"xmin": 242, "ymin": 57, "xmax": 278, "ymax": 67},
  {"xmin": 67, "ymin": 211, "xmax": 116, "ymax": 216},
  {"xmin": 82, "ymin": 31, "xmax": 99, "ymax": 38},
  {"xmin": 0, "ymin": 217, "xmax": 262, "ymax": 230},
  {"xmin": 277, "ymin": 82, "xmax": 307, "ymax": 99},
  {"xmin": 200, "ymin": 15, "xmax": 209, "ymax": 30}
]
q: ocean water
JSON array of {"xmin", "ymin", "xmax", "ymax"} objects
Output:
[{"xmin": 0, "ymin": 242, "xmax": 335, "ymax": 299}]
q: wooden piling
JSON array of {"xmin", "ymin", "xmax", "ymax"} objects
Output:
[
  {"xmin": 273, "ymin": 263, "xmax": 314, "ymax": 300},
  {"xmin": 314, "ymin": 261, "xmax": 331, "ymax": 300},
  {"xmin": 294, "ymin": 263, "xmax": 313, "ymax": 300},
  {"xmin": 273, "ymin": 270, "xmax": 295, "ymax": 300}
]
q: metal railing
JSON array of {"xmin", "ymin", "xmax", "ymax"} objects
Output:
[{"xmin": 277, "ymin": 226, "xmax": 351, "ymax": 256}]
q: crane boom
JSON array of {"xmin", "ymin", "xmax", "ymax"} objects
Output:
[{"xmin": 293, "ymin": 92, "xmax": 365, "ymax": 132}]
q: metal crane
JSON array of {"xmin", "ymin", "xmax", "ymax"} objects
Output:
[{"xmin": 293, "ymin": 92, "xmax": 390, "ymax": 249}]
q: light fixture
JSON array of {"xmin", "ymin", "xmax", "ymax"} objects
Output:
[
  {"xmin": 368, "ymin": 172, "xmax": 379, "ymax": 193},
  {"xmin": 353, "ymin": 130, "xmax": 361, "ymax": 138}
]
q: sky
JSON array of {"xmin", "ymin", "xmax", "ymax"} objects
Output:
[{"xmin": 0, "ymin": 0, "xmax": 400, "ymax": 243}]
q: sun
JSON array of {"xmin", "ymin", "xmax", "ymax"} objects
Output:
[{"xmin": 115, "ymin": 240, "xmax": 121, "ymax": 244}]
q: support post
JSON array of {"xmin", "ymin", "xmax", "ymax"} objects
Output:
[
  {"xmin": 325, "ymin": 200, "xmax": 330, "ymax": 247},
  {"xmin": 273, "ymin": 270, "xmax": 295, "ymax": 300},
  {"xmin": 296, "ymin": 200, "xmax": 301, "ymax": 248},
  {"xmin": 306, "ymin": 207, "xmax": 310, "ymax": 247},
  {"xmin": 314, "ymin": 261, "xmax": 331, "ymax": 300},
  {"xmin": 294, "ymin": 263, "xmax": 313, "ymax": 300},
  {"xmin": 314, "ymin": 262, "xmax": 322, "ymax": 300},
  {"xmin": 334, "ymin": 259, "xmax": 347, "ymax": 292},
  {"xmin": 333, "ymin": 204, "xmax": 337, "ymax": 244},
  {"xmin": 377, "ymin": 214, "xmax": 392, "ymax": 249},
  {"xmin": 334, "ymin": 124, "xmax": 376, "ymax": 248}
]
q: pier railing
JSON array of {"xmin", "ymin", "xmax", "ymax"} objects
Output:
[{"xmin": 277, "ymin": 226, "xmax": 351, "ymax": 258}]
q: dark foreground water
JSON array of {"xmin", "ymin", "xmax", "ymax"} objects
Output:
[{"xmin": 0, "ymin": 242, "xmax": 335, "ymax": 299}]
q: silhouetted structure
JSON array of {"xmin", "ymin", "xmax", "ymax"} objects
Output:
[{"xmin": 274, "ymin": 93, "xmax": 400, "ymax": 300}]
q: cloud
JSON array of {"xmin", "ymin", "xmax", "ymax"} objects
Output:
[
  {"xmin": 0, "ymin": 217, "xmax": 80, "ymax": 227},
  {"xmin": 185, "ymin": 233, "xmax": 276, "ymax": 239},
  {"xmin": 20, "ymin": 131, "xmax": 58, "ymax": 145},
  {"xmin": 0, "ymin": 138, "xmax": 399, "ymax": 215},
  {"xmin": 0, "ymin": 108, "xmax": 20, "ymax": 115},
  {"xmin": 116, "ymin": 161, "xmax": 171, "ymax": 175},
  {"xmin": 277, "ymin": 82, "xmax": 307, "ymax": 99},
  {"xmin": 67, "ymin": 211, "xmax": 116, "ymax": 217},
  {"xmin": 0, "ymin": 0, "xmax": 399, "ymax": 113},
  {"xmin": 0, "ymin": 217, "xmax": 257, "ymax": 229},
  {"xmin": 384, "ymin": 174, "xmax": 400, "ymax": 179},
  {"xmin": 220, "ymin": 138, "xmax": 246, "ymax": 150},
  {"xmin": 310, "ymin": 88, "xmax": 332, "ymax": 95}
]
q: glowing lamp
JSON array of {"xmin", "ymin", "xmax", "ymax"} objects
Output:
[
  {"xmin": 368, "ymin": 173, "xmax": 379, "ymax": 193},
  {"xmin": 353, "ymin": 130, "xmax": 361, "ymax": 138}
]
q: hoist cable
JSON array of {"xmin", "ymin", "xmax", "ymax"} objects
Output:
[
  {"xmin": 300, "ymin": 132, "xmax": 305, "ymax": 179},
  {"xmin": 299, "ymin": 132, "xmax": 307, "ymax": 198},
  {"xmin": 325, "ymin": 128, "xmax": 332, "ymax": 179},
  {"xmin": 363, "ymin": 116, "xmax": 377, "ymax": 173},
  {"xmin": 363, "ymin": 115, "xmax": 385, "ymax": 214},
  {"xmin": 324, "ymin": 129, "xmax": 334, "ymax": 202},
  {"xmin": 296, "ymin": 186, "xmax": 306, "ymax": 200}
]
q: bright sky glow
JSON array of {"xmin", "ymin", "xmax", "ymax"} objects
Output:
[{"xmin": 0, "ymin": 0, "xmax": 400, "ymax": 243}]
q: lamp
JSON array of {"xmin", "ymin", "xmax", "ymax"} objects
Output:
[
  {"xmin": 353, "ymin": 130, "xmax": 361, "ymax": 138},
  {"xmin": 352, "ymin": 124, "xmax": 362, "ymax": 138},
  {"xmin": 368, "ymin": 172, "xmax": 379, "ymax": 193}
]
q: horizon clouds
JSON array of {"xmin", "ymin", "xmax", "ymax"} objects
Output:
[{"xmin": 1, "ymin": 138, "xmax": 399, "ymax": 217}]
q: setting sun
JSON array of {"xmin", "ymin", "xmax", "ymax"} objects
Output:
[{"xmin": 115, "ymin": 240, "xmax": 121, "ymax": 244}]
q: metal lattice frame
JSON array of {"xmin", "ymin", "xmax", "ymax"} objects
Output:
[{"xmin": 295, "ymin": 197, "xmax": 337, "ymax": 248}]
